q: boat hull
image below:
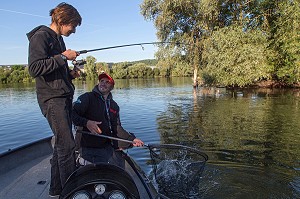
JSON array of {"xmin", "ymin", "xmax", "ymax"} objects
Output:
[{"xmin": 0, "ymin": 137, "xmax": 160, "ymax": 199}]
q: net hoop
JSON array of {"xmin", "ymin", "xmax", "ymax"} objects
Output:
[
  {"xmin": 147, "ymin": 143, "xmax": 208, "ymax": 162},
  {"xmin": 147, "ymin": 143, "xmax": 208, "ymax": 197}
]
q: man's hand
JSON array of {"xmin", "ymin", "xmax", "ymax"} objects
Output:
[
  {"xmin": 86, "ymin": 120, "xmax": 102, "ymax": 134},
  {"xmin": 62, "ymin": 49, "xmax": 79, "ymax": 60},
  {"xmin": 132, "ymin": 138, "xmax": 144, "ymax": 147}
]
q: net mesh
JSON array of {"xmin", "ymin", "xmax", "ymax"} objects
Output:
[{"xmin": 148, "ymin": 144, "xmax": 208, "ymax": 198}]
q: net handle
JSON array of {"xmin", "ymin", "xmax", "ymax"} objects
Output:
[{"xmin": 78, "ymin": 131, "xmax": 208, "ymax": 161}]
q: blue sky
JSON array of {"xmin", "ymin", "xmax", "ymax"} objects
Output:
[{"xmin": 0, "ymin": 0, "xmax": 158, "ymax": 65}]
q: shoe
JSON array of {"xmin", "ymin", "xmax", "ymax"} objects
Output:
[
  {"xmin": 49, "ymin": 191, "xmax": 60, "ymax": 198},
  {"xmin": 49, "ymin": 193, "xmax": 60, "ymax": 198}
]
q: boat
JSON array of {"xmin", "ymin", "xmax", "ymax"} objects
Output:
[{"xmin": 0, "ymin": 136, "xmax": 167, "ymax": 199}]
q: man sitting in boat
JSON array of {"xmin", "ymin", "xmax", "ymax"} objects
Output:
[{"xmin": 72, "ymin": 72, "xmax": 144, "ymax": 168}]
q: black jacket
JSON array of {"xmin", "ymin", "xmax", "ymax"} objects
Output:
[
  {"xmin": 27, "ymin": 25, "xmax": 74, "ymax": 108},
  {"xmin": 72, "ymin": 86, "xmax": 136, "ymax": 149}
]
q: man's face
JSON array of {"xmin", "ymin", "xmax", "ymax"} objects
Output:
[
  {"xmin": 98, "ymin": 77, "xmax": 113, "ymax": 95},
  {"xmin": 60, "ymin": 24, "xmax": 76, "ymax": 36}
]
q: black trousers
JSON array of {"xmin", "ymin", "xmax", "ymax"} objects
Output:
[
  {"xmin": 81, "ymin": 145, "xmax": 125, "ymax": 168},
  {"xmin": 42, "ymin": 97, "xmax": 76, "ymax": 194}
]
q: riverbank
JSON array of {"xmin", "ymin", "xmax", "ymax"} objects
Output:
[{"xmin": 253, "ymin": 80, "xmax": 300, "ymax": 88}]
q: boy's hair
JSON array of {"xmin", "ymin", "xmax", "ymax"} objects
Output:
[{"xmin": 49, "ymin": 2, "xmax": 82, "ymax": 27}]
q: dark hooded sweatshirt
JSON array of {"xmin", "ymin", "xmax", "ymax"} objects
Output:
[
  {"xmin": 72, "ymin": 86, "xmax": 136, "ymax": 149},
  {"xmin": 27, "ymin": 25, "xmax": 74, "ymax": 112}
]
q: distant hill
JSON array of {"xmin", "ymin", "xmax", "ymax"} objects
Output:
[
  {"xmin": 0, "ymin": 59, "xmax": 157, "ymax": 69},
  {"xmin": 113, "ymin": 59, "xmax": 157, "ymax": 66}
]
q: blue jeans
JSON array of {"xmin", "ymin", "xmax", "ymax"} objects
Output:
[{"xmin": 42, "ymin": 97, "xmax": 76, "ymax": 194}]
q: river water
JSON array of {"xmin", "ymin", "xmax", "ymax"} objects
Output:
[{"xmin": 0, "ymin": 77, "xmax": 299, "ymax": 199}]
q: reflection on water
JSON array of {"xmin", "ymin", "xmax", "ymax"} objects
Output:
[
  {"xmin": 156, "ymin": 86, "xmax": 300, "ymax": 198},
  {"xmin": 0, "ymin": 78, "xmax": 299, "ymax": 198}
]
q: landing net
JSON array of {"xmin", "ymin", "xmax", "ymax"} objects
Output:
[{"xmin": 147, "ymin": 144, "xmax": 208, "ymax": 198}]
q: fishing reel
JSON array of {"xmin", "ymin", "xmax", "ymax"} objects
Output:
[
  {"xmin": 72, "ymin": 59, "xmax": 86, "ymax": 71},
  {"xmin": 72, "ymin": 59, "xmax": 86, "ymax": 67}
]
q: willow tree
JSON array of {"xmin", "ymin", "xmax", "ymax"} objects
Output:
[
  {"xmin": 140, "ymin": 0, "xmax": 266, "ymax": 87},
  {"xmin": 202, "ymin": 25, "xmax": 272, "ymax": 87},
  {"xmin": 141, "ymin": 0, "xmax": 224, "ymax": 87}
]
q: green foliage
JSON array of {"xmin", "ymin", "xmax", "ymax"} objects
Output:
[
  {"xmin": 202, "ymin": 25, "xmax": 272, "ymax": 87},
  {"xmin": 170, "ymin": 62, "xmax": 193, "ymax": 77},
  {"xmin": 96, "ymin": 62, "xmax": 110, "ymax": 73},
  {"xmin": 145, "ymin": 67, "xmax": 154, "ymax": 77},
  {"xmin": 128, "ymin": 63, "xmax": 143, "ymax": 78},
  {"xmin": 270, "ymin": 0, "xmax": 300, "ymax": 83},
  {"xmin": 22, "ymin": 67, "xmax": 34, "ymax": 82},
  {"xmin": 84, "ymin": 56, "xmax": 98, "ymax": 80},
  {"xmin": 7, "ymin": 70, "xmax": 24, "ymax": 83},
  {"xmin": 141, "ymin": 0, "xmax": 207, "ymax": 81},
  {"xmin": 140, "ymin": 0, "xmax": 300, "ymax": 87},
  {"xmin": 128, "ymin": 63, "xmax": 153, "ymax": 78},
  {"xmin": 157, "ymin": 59, "xmax": 171, "ymax": 77},
  {"xmin": 0, "ymin": 57, "xmax": 160, "ymax": 84},
  {"xmin": 111, "ymin": 62, "xmax": 129, "ymax": 79},
  {"xmin": 0, "ymin": 68, "xmax": 10, "ymax": 83},
  {"xmin": 11, "ymin": 65, "xmax": 24, "ymax": 71},
  {"xmin": 0, "ymin": 66, "xmax": 34, "ymax": 83},
  {"xmin": 153, "ymin": 68, "xmax": 160, "ymax": 76}
]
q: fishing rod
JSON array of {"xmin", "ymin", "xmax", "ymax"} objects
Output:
[
  {"xmin": 78, "ymin": 130, "xmax": 149, "ymax": 147},
  {"xmin": 77, "ymin": 130, "xmax": 208, "ymax": 160},
  {"xmin": 78, "ymin": 130, "xmax": 208, "ymax": 162},
  {"xmin": 77, "ymin": 41, "xmax": 186, "ymax": 54}
]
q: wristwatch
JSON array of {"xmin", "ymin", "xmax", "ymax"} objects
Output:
[{"xmin": 60, "ymin": 54, "xmax": 67, "ymax": 61}]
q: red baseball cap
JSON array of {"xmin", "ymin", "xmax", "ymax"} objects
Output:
[{"xmin": 98, "ymin": 72, "xmax": 115, "ymax": 86}]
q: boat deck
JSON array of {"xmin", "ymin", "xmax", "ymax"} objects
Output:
[
  {"xmin": 0, "ymin": 154, "xmax": 54, "ymax": 199},
  {"xmin": 0, "ymin": 136, "xmax": 159, "ymax": 199},
  {"xmin": 0, "ymin": 137, "xmax": 55, "ymax": 199}
]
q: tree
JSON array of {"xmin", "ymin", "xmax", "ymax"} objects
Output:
[
  {"xmin": 140, "ymin": 0, "xmax": 260, "ymax": 87},
  {"xmin": 96, "ymin": 62, "xmax": 110, "ymax": 74},
  {"xmin": 153, "ymin": 67, "xmax": 160, "ymax": 76},
  {"xmin": 202, "ymin": 25, "xmax": 272, "ymax": 87},
  {"xmin": 84, "ymin": 56, "xmax": 98, "ymax": 80},
  {"xmin": 269, "ymin": 0, "xmax": 300, "ymax": 83},
  {"xmin": 128, "ymin": 63, "xmax": 150, "ymax": 78},
  {"xmin": 11, "ymin": 65, "xmax": 24, "ymax": 71},
  {"xmin": 0, "ymin": 68, "xmax": 10, "ymax": 83},
  {"xmin": 111, "ymin": 62, "xmax": 129, "ymax": 79},
  {"xmin": 141, "ymin": 0, "xmax": 213, "ymax": 86}
]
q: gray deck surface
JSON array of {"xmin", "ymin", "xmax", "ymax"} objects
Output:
[
  {"xmin": 0, "ymin": 154, "xmax": 56, "ymax": 199},
  {"xmin": 0, "ymin": 154, "xmax": 155, "ymax": 199},
  {"xmin": 0, "ymin": 136, "xmax": 158, "ymax": 199}
]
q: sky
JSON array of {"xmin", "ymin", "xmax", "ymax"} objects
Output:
[{"xmin": 0, "ymin": 0, "xmax": 158, "ymax": 65}]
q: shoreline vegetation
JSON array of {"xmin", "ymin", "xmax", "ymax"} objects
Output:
[{"xmin": 1, "ymin": 57, "xmax": 300, "ymax": 89}]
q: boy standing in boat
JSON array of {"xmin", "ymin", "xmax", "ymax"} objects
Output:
[
  {"xmin": 72, "ymin": 72, "xmax": 144, "ymax": 167},
  {"xmin": 26, "ymin": 2, "xmax": 82, "ymax": 197}
]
